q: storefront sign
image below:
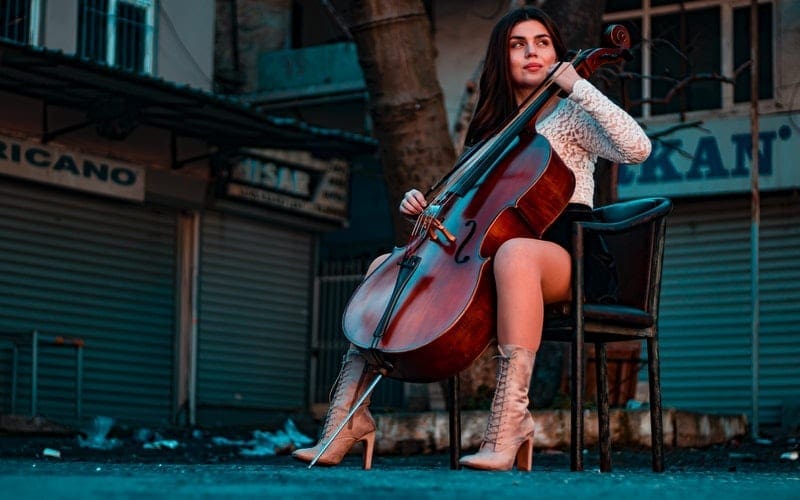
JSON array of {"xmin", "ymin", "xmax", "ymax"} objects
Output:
[
  {"xmin": 0, "ymin": 135, "xmax": 145, "ymax": 201},
  {"xmin": 618, "ymin": 113, "xmax": 799, "ymax": 198},
  {"xmin": 223, "ymin": 150, "xmax": 348, "ymax": 223}
]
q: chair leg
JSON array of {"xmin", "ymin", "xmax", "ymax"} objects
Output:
[
  {"xmin": 448, "ymin": 375, "xmax": 461, "ymax": 470},
  {"xmin": 595, "ymin": 343, "xmax": 612, "ymax": 472},
  {"xmin": 570, "ymin": 225, "xmax": 586, "ymax": 472},
  {"xmin": 647, "ymin": 337, "xmax": 665, "ymax": 472},
  {"xmin": 570, "ymin": 340, "xmax": 584, "ymax": 471}
]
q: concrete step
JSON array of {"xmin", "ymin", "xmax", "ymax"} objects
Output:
[{"xmin": 371, "ymin": 408, "xmax": 747, "ymax": 455}]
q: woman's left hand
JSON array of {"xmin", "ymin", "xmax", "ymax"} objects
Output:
[{"xmin": 551, "ymin": 63, "xmax": 582, "ymax": 94}]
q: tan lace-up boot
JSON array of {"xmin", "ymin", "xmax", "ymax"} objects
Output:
[
  {"xmin": 292, "ymin": 347, "xmax": 377, "ymax": 469},
  {"xmin": 459, "ymin": 344, "xmax": 536, "ymax": 471}
]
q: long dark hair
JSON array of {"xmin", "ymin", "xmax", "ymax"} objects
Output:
[{"xmin": 464, "ymin": 7, "xmax": 567, "ymax": 147}]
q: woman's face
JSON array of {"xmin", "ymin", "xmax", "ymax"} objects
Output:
[{"xmin": 508, "ymin": 19, "xmax": 558, "ymax": 104}]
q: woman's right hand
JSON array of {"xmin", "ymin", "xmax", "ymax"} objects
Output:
[{"xmin": 399, "ymin": 188, "xmax": 427, "ymax": 217}]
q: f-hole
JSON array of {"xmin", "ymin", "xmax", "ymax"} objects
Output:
[{"xmin": 454, "ymin": 220, "xmax": 476, "ymax": 264}]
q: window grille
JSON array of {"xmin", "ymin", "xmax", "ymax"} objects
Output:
[
  {"xmin": 77, "ymin": 0, "xmax": 154, "ymax": 73},
  {"xmin": 77, "ymin": 0, "xmax": 108, "ymax": 63},
  {"xmin": 1, "ymin": 0, "xmax": 40, "ymax": 45}
]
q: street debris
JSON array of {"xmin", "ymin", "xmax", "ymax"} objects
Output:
[
  {"xmin": 216, "ymin": 419, "xmax": 313, "ymax": 457},
  {"xmin": 143, "ymin": 440, "xmax": 180, "ymax": 450},
  {"xmin": 77, "ymin": 416, "xmax": 121, "ymax": 450},
  {"xmin": 134, "ymin": 427, "xmax": 181, "ymax": 450},
  {"xmin": 69, "ymin": 416, "xmax": 313, "ymax": 458},
  {"xmin": 625, "ymin": 399, "xmax": 649, "ymax": 410}
]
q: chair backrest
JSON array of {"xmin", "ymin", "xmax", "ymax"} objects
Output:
[{"xmin": 593, "ymin": 197, "xmax": 672, "ymax": 313}]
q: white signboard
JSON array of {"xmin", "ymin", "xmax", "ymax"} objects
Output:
[
  {"xmin": 618, "ymin": 113, "xmax": 799, "ymax": 198},
  {"xmin": 0, "ymin": 135, "xmax": 145, "ymax": 201}
]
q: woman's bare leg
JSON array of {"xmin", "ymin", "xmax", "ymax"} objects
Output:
[
  {"xmin": 493, "ymin": 238, "xmax": 571, "ymax": 351},
  {"xmin": 460, "ymin": 237, "xmax": 572, "ymax": 471}
]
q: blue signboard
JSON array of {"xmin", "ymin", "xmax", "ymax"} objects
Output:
[{"xmin": 618, "ymin": 113, "xmax": 799, "ymax": 198}]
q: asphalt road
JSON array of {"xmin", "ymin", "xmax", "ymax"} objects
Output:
[
  {"xmin": 1, "ymin": 426, "xmax": 798, "ymax": 499},
  {"xmin": 1, "ymin": 454, "xmax": 799, "ymax": 499}
]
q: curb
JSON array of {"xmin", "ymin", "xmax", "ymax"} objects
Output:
[{"xmin": 372, "ymin": 408, "xmax": 748, "ymax": 454}]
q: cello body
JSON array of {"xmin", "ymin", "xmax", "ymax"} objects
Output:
[
  {"xmin": 342, "ymin": 131, "xmax": 574, "ymax": 382},
  {"xmin": 342, "ymin": 26, "xmax": 632, "ymax": 383}
]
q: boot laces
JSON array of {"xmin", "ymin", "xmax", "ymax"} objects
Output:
[
  {"xmin": 321, "ymin": 351, "xmax": 360, "ymax": 438},
  {"xmin": 483, "ymin": 353, "xmax": 512, "ymax": 450}
]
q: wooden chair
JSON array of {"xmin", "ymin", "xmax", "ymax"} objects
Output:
[{"xmin": 447, "ymin": 197, "xmax": 672, "ymax": 472}]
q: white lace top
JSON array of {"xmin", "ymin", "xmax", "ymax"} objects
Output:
[{"xmin": 536, "ymin": 79, "xmax": 651, "ymax": 207}]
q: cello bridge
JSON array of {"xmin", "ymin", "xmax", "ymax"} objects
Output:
[{"xmin": 416, "ymin": 204, "xmax": 456, "ymax": 244}]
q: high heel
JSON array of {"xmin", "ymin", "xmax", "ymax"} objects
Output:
[
  {"xmin": 361, "ymin": 431, "xmax": 376, "ymax": 470},
  {"xmin": 459, "ymin": 344, "xmax": 537, "ymax": 471},
  {"xmin": 515, "ymin": 436, "xmax": 534, "ymax": 471},
  {"xmin": 292, "ymin": 347, "xmax": 377, "ymax": 469}
]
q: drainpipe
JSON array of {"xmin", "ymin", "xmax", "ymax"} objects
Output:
[
  {"xmin": 230, "ymin": 0, "xmax": 240, "ymax": 73},
  {"xmin": 749, "ymin": 0, "xmax": 760, "ymax": 438},
  {"xmin": 188, "ymin": 212, "xmax": 201, "ymax": 426}
]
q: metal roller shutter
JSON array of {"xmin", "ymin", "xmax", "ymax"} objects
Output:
[
  {"xmin": 659, "ymin": 194, "xmax": 800, "ymax": 425},
  {"xmin": 758, "ymin": 197, "xmax": 800, "ymax": 425},
  {"xmin": 660, "ymin": 197, "xmax": 753, "ymax": 416},
  {"xmin": 0, "ymin": 180, "xmax": 177, "ymax": 426},
  {"xmin": 197, "ymin": 211, "xmax": 312, "ymax": 412}
]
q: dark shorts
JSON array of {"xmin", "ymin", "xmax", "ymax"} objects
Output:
[
  {"xmin": 542, "ymin": 203, "xmax": 620, "ymax": 303},
  {"xmin": 542, "ymin": 203, "xmax": 594, "ymax": 254}
]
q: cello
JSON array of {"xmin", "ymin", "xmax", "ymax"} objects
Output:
[{"xmin": 311, "ymin": 25, "xmax": 633, "ymax": 466}]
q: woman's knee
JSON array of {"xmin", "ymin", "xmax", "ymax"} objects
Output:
[
  {"xmin": 494, "ymin": 239, "xmax": 539, "ymax": 278},
  {"xmin": 494, "ymin": 238, "xmax": 571, "ymax": 283}
]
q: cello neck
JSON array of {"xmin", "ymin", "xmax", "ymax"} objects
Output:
[
  {"xmin": 433, "ymin": 25, "xmax": 632, "ymax": 200},
  {"xmin": 445, "ymin": 57, "xmax": 581, "ymax": 198}
]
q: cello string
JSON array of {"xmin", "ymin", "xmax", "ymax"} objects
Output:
[
  {"xmin": 405, "ymin": 56, "xmax": 581, "ymax": 251},
  {"xmin": 432, "ymin": 59, "xmax": 573, "ymax": 198}
]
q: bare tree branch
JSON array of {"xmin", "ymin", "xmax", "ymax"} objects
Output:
[
  {"xmin": 648, "ymin": 120, "xmax": 708, "ymax": 140},
  {"xmin": 320, "ymin": 0, "xmax": 354, "ymax": 41},
  {"xmin": 615, "ymin": 60, "xmax": 752, "ymax": 108}
]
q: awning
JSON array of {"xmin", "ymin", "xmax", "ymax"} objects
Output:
[{"xmin": 0, "ymin": 40, "xmax": 376, "ymax": 156}]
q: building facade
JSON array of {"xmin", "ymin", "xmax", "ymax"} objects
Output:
[
  {"xmin": 11, "ymin": 0, "xmax": 791, "ymax": 431},
  {"xmin": 0, "ymin": 0, "xmax": 372, "ymax": 428},
  {"xmin": 436, "ymin": 0, "xmax": 799, "ymax": 429},
  {"xmin": 601, "ymin": 0, "xmax": 799, "ymax": 431},
  {"xmin": 252, "ymin": 0, "xmax": 798, "ymax": 430}
]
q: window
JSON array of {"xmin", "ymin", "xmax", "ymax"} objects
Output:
[
  {"xmin": 604, "ymin": 0, "xmax": 775, "ymax": 118},
  {"xmin": 650, "ymin": 6, "xmax": 721, "ymax": 115},
  {"xmin": 0, "ymin": 0, "xmax": 40, "ymax": 44},
  {"xmin": 77, "ymin": 0, "xmax": 155, "ymax": 73}
]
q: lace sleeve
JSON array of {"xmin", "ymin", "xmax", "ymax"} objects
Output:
[{"xmin": 567, "ymin": 79, "xmax": 651, "ymax": 164}]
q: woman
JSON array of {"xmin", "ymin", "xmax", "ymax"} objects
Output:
[{"xmin": 293, "ymin": 6, "xmax": 651, "ymax": 471}]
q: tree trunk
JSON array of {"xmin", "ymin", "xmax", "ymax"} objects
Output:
[
  {"xmin": 329, "ymin": 0, "xmax": 456, "ymax": 244},
  {"xmin": 542, "ymin": 0, "xmax": 607, "ymax": 52}
]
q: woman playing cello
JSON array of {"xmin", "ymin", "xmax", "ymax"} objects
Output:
[{"xmin": 293, "ymin": 6, "xmax": 651, "ymax": 471}]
